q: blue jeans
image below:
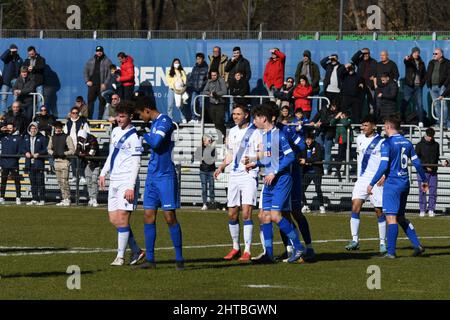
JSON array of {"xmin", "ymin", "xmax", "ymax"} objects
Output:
[
  {"xmin": 167, "ymin": 89, "xmax": 186, "ymax": 122},
  {"xmin": 101, "ymin": 89, "xmax": 113, "ymax": 104},
  {"xmin": 35, "ymin": 85, "xmax": 44, "ymax": 108},
  {"xmin": 316, "ymin": 133, "xmax": 334, "ymax": 172},
  {"xmin": 190, "ymin": 91, "xmax": 203, "ymax": 121},
  {"xmin": 430, "ymin": 85, "xmax": 448, "ymax": 127},
  {"xmin": 199, "ymin": 171, "xmax": 215, "ymax": 204},
  {"xmin": 402, "ymin": 85, "xmax": 424, "ymax": 123},
  {"xmin": 0, "ymin": 79, "xmax": 17, "ymax": 114}
]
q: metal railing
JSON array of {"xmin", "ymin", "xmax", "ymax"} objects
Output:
[
  {"xmin": 1, "ymin": 92, "xmax": 45, "ymax": 119},
  {"xmin": 431, "ymin": 98, "xmax": 450, "ymax": 156}
]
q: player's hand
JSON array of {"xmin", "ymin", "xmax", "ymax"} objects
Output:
[
  {"xmin": 421, "ymin": 183, "xmax": 429, "ymax": 193},
  {"xmin": 264, "ymin": 173, "xmax": 275, "ymax": 185},
  {"xmin": 367, "ymin": 185, "xmax": 373, "ymax": 195},
  {"xmin": 245, "ymin": 162, "xmax": 256, "ymax": 171},
  {"xmin": 241, "ymin": 156, "xmax": 250, "ymax": 165},
  {"xmin": 99, "ymin": 176, "xmax": 106, "ymax": 190},
  {"xmin": 376, "ymin": 175, "xmax": 385, "ymax": 187},
  {"xmin": 124, "ymin": 189, "xmax": 135, "ymax": 203}
]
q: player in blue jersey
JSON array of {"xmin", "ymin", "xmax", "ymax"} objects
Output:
[
  {"xmin": 245, "ymin": 104, "xmax": 306, "ymax": 264},
  {"xmin": 367, "ymin": 115, "xmax": 428, "ymax": 258},
  {"xmin": 133, "ymin": 94, "xmax": 184, "ymax": 270}
]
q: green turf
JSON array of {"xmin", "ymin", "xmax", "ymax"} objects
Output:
[{"xmin": 1, "ymin": 206, "xmax": 450, "ymax": 300}]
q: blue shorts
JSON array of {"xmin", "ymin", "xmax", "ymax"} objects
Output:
[
  {"xmin": 382, "ymin": 181, "xmax": 409, "ymax": 216},
  {"xmin": 261, "ymin": 174, "xmax": 292, "ymax": 212},
  {"xmin": 143, "ymin": 175, "xmax": 180, "ymax": 211},
  {"xmin": 290, "ymin": 162, "xmax": 302, "ymax": 209}
]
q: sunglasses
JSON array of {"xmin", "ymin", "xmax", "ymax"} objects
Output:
[
  {"xmin": 287, "ymin": 80, "xmax": 294, "ymax": 83},
  {"xmin": 71, "ymin": 112, "xmax": 79, "ymax": 114}
]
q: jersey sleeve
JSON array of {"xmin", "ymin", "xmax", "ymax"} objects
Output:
[
  {"xmin": 275, "ymin": 132, "xmax": 295, "ymax": 174},
  {"xmin": 144, "ymin": 116, "xmax": 172, "ymax": 149},
  {"xmin": 370, "ymin": 140, "xmax": 390, "ymax": 186}
]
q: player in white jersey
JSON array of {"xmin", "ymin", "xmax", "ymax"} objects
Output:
[
  {"xmin": 99, "ymin": 102, "xmax": 145, "ymax": 266},
  {"xmin": 346, "ymin": 115, "xmax": 387, "ymax": 254},
  {"xmin": 214, "ymin": 105, "xmax": 262, "ymax": 261}
]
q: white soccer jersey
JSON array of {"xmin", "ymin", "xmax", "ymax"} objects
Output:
[
  {"xmin": 100, "ymin": 126, "xmax": 142, "ymax": 188},
  {"xmin": 356, "ymin": 133, "xmax": 384, "ymax": 180},
  {"xmin": 226, "ymin": 124, "xmax": 262, "ymax": 178}
]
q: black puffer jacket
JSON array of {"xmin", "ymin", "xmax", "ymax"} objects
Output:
[
  {"xmin": 311, "ymin": 106, "xmax": 339, "ymax": 139},
  {"xmin": 415, "ymin": 136, "xmax": 440, "ymax": 173}
]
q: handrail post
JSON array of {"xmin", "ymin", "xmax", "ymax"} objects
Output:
[{"xmin": 345, "ymin": 126, "xmax": 350, "ymax": 183}]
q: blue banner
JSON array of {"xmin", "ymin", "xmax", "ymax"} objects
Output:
[{"xmin": 0, "ymin": 39, "xmax": 448, "ymax": 120}]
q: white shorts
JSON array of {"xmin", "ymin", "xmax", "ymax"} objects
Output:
[
  {"xmin": 352, "ymin": 179, "xmax": 383, "ymax": 208},
  {"xmin": 227, "ymin": 172, "xmax": 258, "ymax": 207},
  {"xmin": 108, "ymin": 180, "xmax": 138, "ymax": 212}
]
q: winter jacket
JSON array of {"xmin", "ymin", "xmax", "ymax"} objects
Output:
[
  {"xmin": 3, "ymin": 108, "xmax": 28, "ymax": 135},
  {"xmin": 22, "ymin": 54, "xmax": 46, "ymax": 86},
  {"xmin": 83, "ymin": 54, "xmax": 113, "ymax": 86},
  {"xmin": 228, "ymin": 77, "xmax": 250, "ymax": 106},
  {"xmin": 376, "ymin": 60, "xmax": 399, "ymax": 86},
  {"xmin": 22, "ymin": 123, "xmax": 48, "ymax": 170},
  {"xmin": 404, "ymin": 56, "xmax": 426, "ymax": 87},
  {"xmin": 292, "ymin": 84, "xmax": 313, "ymax": 112},
  {"xmin": 0, "ymin": 132, "xmax": 22, "ymax": 168},
  {"xmin": 330, "ymin": 117, "xmax": 353, "ymax": 144},
  {"xmin": 76, "ymin": 133, "xmax": 100, "ymax": 169},
  {"xmin": 225, "ymin": 56, "xmax": 252, "ymax": 84},
  {"xmin": 415, "ymin": 137, "xmax": 440, "ymax": 173},
  {"xmin": 376, "ymin": 79, "xmax": 398, "ymax": 116},
  {"xmin": 338, "ymin": 68, "xmax": 365, "ymax": 97},
  {"xmin": 63, "ymin": 116, "xmax": 90, "ymax": 146},
  {"xmin": 263, "ymin": 50, "xmax": 286, "ymax": 89},
  {"xmin": 1, "ymin": 49, "xmax": 23, "ymax": 85},
  {"xmin": 208, "ymin": 54, "xmax": 228, "ymax": 80},
  {"xmin": 12, "ymin": 75, "xmax": 36, "ymax": 107},
  {"xmin": 311, "ymin": 107, "xmax": 339, "ymax": 139},
  {"xmin": 187, "ymin": 61, "xmax": 209, "ymax": 92},
  {"xmin": 119, "ymin": 56, "xmax": 135, "ymax": 87},
  {"xmin": 33, "ymin": 113, "xmax": 56, "ymax": 137},
  {"xmin": 294, "ymin": 61, "xmax": 321, "ymax": 95},
  {"xmin": 202, "ymin": 77, "xmax": 228, "ymax": 105},
  {"xmin": 48, "ymin": 133, "xmax": 75, "ymax": 160},
  {"xmin": 425, "ymin": 57, "xmax": 450, "ymax": 88},
  {"xmin": 299, "ymin": 141, "xmax": 324, "ymax": 175},
  {"xmin": 274, "ymin": 84, "xmax": 295, "ymax": 106},
  {"xmin": 166, "ymin": 69, "xmax": 187, "ymax": 94},
  {"xmin": 320, "ymin": 57, "xmax": 345, "ymax": 92},
  {"xmin": 351, "ymin": 50, "xmax": 377, "ymax": 88}
]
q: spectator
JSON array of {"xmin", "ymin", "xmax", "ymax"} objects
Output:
[
  {"xmin": 351, "ymin": 48, "xmax": 377, "ymax": 114},
  {"xmin": 3, "ymin": 101, "xmax": 28, "ymax": 135},
  {"xmin": 12, "ymin": 66, "xmax": 36, "ymax": 121},
  {"xmin": 48, "ymin": 121, "xmax": 76, "ymax": 206},
  {"xmin": 202, "ymin": 70, "xmax": 227, "ymax": 138},
  {"xmin": 292, "ymin": 75, "xmax": 313, "ymax": 118},
  {"xmin": 83, "ymin": 46, "xmax": 112, "ymax": 120},
  {"xmin": 101, "ymin": 64, "xmax": 121, "ymax": 117},
  {"xmin": 74, "ymin": 96, "xmax": 89, "ymax": 119},
  {"xmin": 224, "ymin": 46, "xmax": 251, "ymax": 86},
  {"xmin": 401, "ymin": 47, "xmax": 427, "ymax": 127},
  {"xmin": 22, "ymin": 46, "xmax": 46, "ymax": 107},
  {"xmin": 76, "ymin": 129, "xmax": 100, "ymax": 207},
  {"xmin": 274, "ymin": 77, "xmax": 295, "ymax": 108},
  {"xmin": 228, "ymin": 71, "xmax": 250, "ymax": 107},
  {"xmin": 187, "ymin": 53, "xmax": 209, "ymax": 123},
  {"xmin": 295, "ymin": 50, "xmax": 321, "ymax": 95},
  {"xmin": 194, "ymin": 134, "xmax": 216, "ymax": 211},
  {"xmin": 1, "ymin": 44, "xmax": 23, "ymax": 114},
  {"xmin": 208, "ymin": 46, "xmax": 228, "ymax": 80},
  {"xmin": 107, "ymin": 93, "xmax": 120, "ymax": 124},
  {"xmin": 292, "ymin": 108, "xmax": 310, "ymax": 137},
  {"xmin": 375, "ymin": 50, "xmax": 399, "ymax": 88},
  {"xmin": 426, "ymin": 48, "xmax": 450, "ymax": 130},
  {"xmin": 23, "ymin": 122, "xmax": 47, "ymax": 206},
  {"xmin": 298, "ymin": 133, "xmax": 326, "ymax": 214},
  {"xmin": 63, "ymin": 106, "xmax": 90, "ymax": 185},
  {"xmin": 415, "ymin": 128, "xmax": 440, "ymax": 217},
  {"xmin": 263, "ymin": 48, "xmax": 286, "ymax": 96},
  {"xmin": 33, "ymin": 105, "xmax": 55, "ymax": 137},
  {"xmin": 320, "ymin": 54, "xmax": 344, "ymax": 108},
  {"xmin": 166, "ymin": 58, "xmax": 189, "ymax": 123},
  {"xmin": 278, "ymin": 105, "xmax": 293, "ymax": 124},
  {"xmin": 376, "ymin": 72, "xmax": 399, "ymax": 122},
  {"xmin": 116, "ymin": 52, "xmax": 135, "ymax": 100},
  {"xmin": 330, "ymin": 110, "xmax": 353, "ymax": 178},
  {"xmin": 338, "ymin": 63, "xmax": 365, "ymax": 124},
  {"xmin": 0, "ymin": 122, "xmax": 22, "ymax": 205},
  {"xmin": 310, "ymin": 101, "xmax": 340, "ymax": 175}
]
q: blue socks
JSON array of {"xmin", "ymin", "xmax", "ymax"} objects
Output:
[
  {"xmin": 144, "ymin": 223, "xmax": 156, "ymax": 262},
  {"xmin": 399, "ymin": 220, "xmax": 421, "ymax": 248},
  {"xmin": 278, "ymin": 217, "xmax": 305, "ymax": 252},
  {"xmin": 128, "ymin": 229, "xmax": 141, "ymax": 254},
  {"xmin": 262, "ymin": 223, "xmax": 273, "ymax": 258},
  {"xmin": 296, "ymin": 214, "xmax": 312, "ymax": 245},
  {"xmin": 387, "ymin": 223, "xmax": 398, "ymax": 255},
  {"xmin": 169, "ymin": 223, "xmax": 184, "ymax": 262}
]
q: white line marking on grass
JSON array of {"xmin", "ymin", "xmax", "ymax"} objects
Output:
[
  {"xmin": 1, "ymin": 236, "xmax": 450, "ymax": 257},
  {"xmin": 245, "ymin": 285, "xmax": 290, "ymax": 289}
]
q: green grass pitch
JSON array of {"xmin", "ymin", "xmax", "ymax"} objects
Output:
[{"xmin": 1, "ymin": 206, "xmax": 450, "ymax": 300}]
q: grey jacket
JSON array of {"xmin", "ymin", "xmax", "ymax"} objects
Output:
[
  {"xmin": 202, "ymin": 77, "xmax": 228, "ymax": 104},
  {"xmin": 83, "ymin": 55, "xmax": 113, "ymax": 85}
]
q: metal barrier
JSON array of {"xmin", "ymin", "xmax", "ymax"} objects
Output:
[
  {"xmin": 431, "ymin": 98, "xmax": 450, "ymax": 156},
  {"xmin": 2, "ymin": 91, "xmax": 45, "ymax": 119}
]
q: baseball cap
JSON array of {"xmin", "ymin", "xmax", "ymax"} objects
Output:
[{"xmin": 95, "ymin": 46, "xmax": 104, "ymax": 52}]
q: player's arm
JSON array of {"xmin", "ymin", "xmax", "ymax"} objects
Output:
[
  {"xmin": 264, "ymin": 135, "xmax": 295, "ymax": 185},
  {"xmin": 124, "ymin": 144, "xmax": 142, "ymax": 202},
  {"xmin": 144, "ymin": 119, "xmax": 172, "ymax": 150},
  {"xmin": 99, "ymin": 136, "xmax": 115, "ymax": 189},
  {"xmin": 369, "ymin": 142, "xmax": 390, "ymax": 190}
]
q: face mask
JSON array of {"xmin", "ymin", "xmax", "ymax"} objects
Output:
[{"xmin": 174, "ymin": 63, "xmax": 180, "ymax": 68}]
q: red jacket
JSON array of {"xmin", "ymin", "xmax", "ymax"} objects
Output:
[
  {"xmin": 293, "ymin": 84, "xmax": 313, "ymax": 112},
  {"xmin": 119, "ymin": 56, "xmax": 135, "ymax": 87},
  {"xmin": 263, "ymin": 50, "xmax": 286, "ymax": 89}
]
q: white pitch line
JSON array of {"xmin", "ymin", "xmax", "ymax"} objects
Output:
[{"xmin": 1, "ymin": 236, "xmax": 450, "ymax": 257}]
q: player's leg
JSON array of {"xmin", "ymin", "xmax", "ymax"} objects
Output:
[
  {"xmin": 162, "ymin": 209, "xmax": 184, "ymax": 265},
  {"xmin": 278, "ymin": 212, "xmax": 294, "ymax": 259},
  {"xmin": 371, "ymin": 183, "xmax": 386, "ymax": 254},
  {"xmin": 291, "ymin": 208, "xmax": 314, "ymax": 257},
  {"xmin": 396, "ymin": 190, "xmax": 424, "ymax": 256},
  {"xmin": 238, "ymin": 175, "xmax": 258, "ymax": 261},
  {"xmin": 346, "ymin": 198, "xmax": 363, "ymax": 250},
  {"xmin": 224, "ymin": 206, "xmax": 241, "ymax": 260},
  {"xmin": 383, "ymin": 184, "xmax": 399, "ymax": 258},
  {"xmin": 127, "ymin": 184, "xmax": 145, "ymax": 265},
  {"xmin": 108, "ymin": 209, "xmax": 132, "ymax": 266},
  {"xmin": 253, "ymin": 185, "xmax": 275, "ymax": 263}
]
